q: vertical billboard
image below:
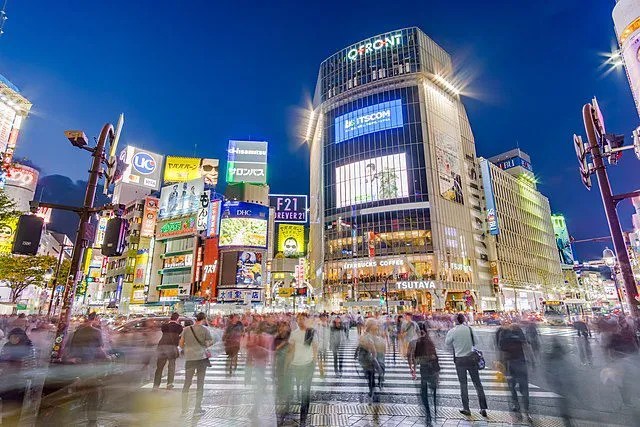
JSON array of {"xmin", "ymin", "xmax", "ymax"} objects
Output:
[
  {"xmin": 201, "ymin": 237, "xmax": 219, "ymax": 298},
  {"xmin": 164, "ymin": 157, "xmax": 220, "ymax": 186},
  {"xmin": 277, "ymin": 223, "xmax": 305, "ymax": 258},
  {"xmin": 117, "ymin": 146, "xmax": 163, "ymax": 190},
  {"xmin": 209, "ymin": 200, "xmax": 221, "ymax": 237},
  {"xmin": 434, "ymin": 130, "xmax": 464, "ymax": 204},
  {"xmin": 335, "ymin": 153, "xmax": 409, "ymax": 208},
  {"xmin": 552, "ymin": 214, "xmax": 575, "ymax": 265},
  {"xmin": 140, "ymin": 197, "xmax": 159, "ymax": 238},
  {"xmin": 197, "ymin": 190, "xmax": 211, "ymax": 233},
  {"xmin": 334, "ymin": 99, "xmax": 404, "ymax": 143},
  {"xmin": 219, "ymin": 201, "xmax": 269, "ymax": 248},
  {"xmin": 132, "ymin": 251, "xmax": 148, "ymax": 304},
  {"xmin": 480, "ymin": 159, "xmax": 499, "ymax": 235},
  {"xmin": 269, "ymin": 194, "xmax": 308, "ymax": 223},
  {"xmin": 158, "ymin": 178, "xmax": 204, "ymax": 219},
  {"xmin": 226, "ymin": 140, "xmax": 268, "ymax": 184}
]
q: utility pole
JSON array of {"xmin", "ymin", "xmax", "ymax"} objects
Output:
[
  {"xmin": 46, "ymin": 244, "xmax": 69, "ymax": 318},
  {"xmin": 49, "ymin": 124, "xmax": 115, "ymax": 362},
  {"xmin": 578, "ymin": 99, "xmax": 640, "ymax": 317}
]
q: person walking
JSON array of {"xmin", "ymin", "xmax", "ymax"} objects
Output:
[
  {"xmin": 400, "ymin": 313, "xmax": 420, "ymax": 378},
  {"xmin": 573, "ymin": 317, "xmax": 592, "ymax": 366},
  {"xmin": 153, "ymin": 312, "xmax": 183, "ymax": 390},
  {"xmin": 445, "ymin": 313, "xmax": 488, "ymax": 418},
  {"xmin": 329, "ymin": 316, "xmax": 345, "ymax": 377},
  {"xmin": 356, "ymin": 312, "xmax": 365, "ymax": 336},
  {"xmin": 179, "ymin": 312, "xmax": 213, "ymax": 416},
  {"xmin": 273, "ymin": 320, "xmax": 291, "ymax": 406},
  {"xmin": 246, "ymin": 320, "xmax": 272, "ymax": 422},
  {"xmin": 497, "ymin": 322, "xmax": 530, "ymax": 422},
  {"xmin": 316, "ymin": 315, "xmax": 330, "ymax": 378},
  {"xmin": 0, "ymin": 328, "xmax": 36, "ymax": 425},
  {"xmin": 356, "ymin": 319, "xmax": 380, "ymax": 400},
  {"xmin": 411, "ymin": 322, "xmax": 440, "ymax": 427},
  {"xmin": 222, "ymin": 314, "xmax": 244, "ymax": 376}
]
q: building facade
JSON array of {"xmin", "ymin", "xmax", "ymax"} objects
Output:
[
  {"xmin": 480, "ymin": 150, "xmax": 564, "ymax": 311},
  {"xmin": 308, "ymin": 28, "xmax": 492, "ymax": 312}
]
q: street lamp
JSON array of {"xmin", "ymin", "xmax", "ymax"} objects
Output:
[{"xmin": 603, "ymin": 247, "xmax": 616, "ymax": 268}]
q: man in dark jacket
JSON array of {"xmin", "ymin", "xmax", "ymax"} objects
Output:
[
  {"xmin": 153, "ymin": 312, "xmax": 183, "ymax": 389},
  {"xmin": 497, "ymin": 323, "xmax": 530, "ymax": 422}
]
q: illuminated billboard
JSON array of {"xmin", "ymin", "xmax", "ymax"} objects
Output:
[
  {"xmin": 157, "ymin": 216, "xmax": 197, "ymax": 240},
  {"xmin": 236, "ymin": 251, "xmax": 263, "ymax": 286},
  {"xmin": 552, "ymin": 214, "xmax": 574, "ymax": 265},
  {"xmin": 140, "ymin": 197, "xmax": 159, "ymax": 238},
  {"xmin": 335, "ymin": 153, "xmax": 409, "ymax": 208},
  {"xmin": 226, "ymin": 140, "xmax": 268, "ymax": 184},
  {"xmin": 277, "ymin": 223, "xmax": 305, "ymax": 258},
  {"xmin": 0, "ymin": 216, "xmax": 18, "ymax": 255},
  {"xmin": 335, "ymin": 99, "xmax": 403, "ymax": 144},
  {"xmin": 219, "ymin": 201, "xmax": 269, "ymax": 248},
  {"xmin": 164, "ymin": 156, "xmax": 219, "ymax": 186},
  {"xmin": 434, "ymin": 130, "xmax": 463, "ymax": 204},
  {"xmin": 158, "ymin": 178, "xmax": 204, "ymax": 219},
  {"xmin": 480, "ymin": 159, "xmax": 499, "ymax": 235},
  {"xmin": 117, "ymin": 146, "xmax": 163, "ymax": 190},
  {"xmin": 269, "ymin": 194, "xmax": 307, "ymax": 223},
  {"xmin": 3, "ymin": 163, "xmax": 39, "ymax": 192}
]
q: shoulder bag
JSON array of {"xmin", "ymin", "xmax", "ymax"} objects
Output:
[
  {"xmin": 469, "ymin": 326, "xmax": 486, "ymax": 370},
  {"xmin": 190, "ymin": 326, "xmax": 212, "ymax": 359}
]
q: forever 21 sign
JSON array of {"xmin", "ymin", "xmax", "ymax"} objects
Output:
[{"xmin": 269, "ymin": 194, "xmax": 308, "ymax": 224}]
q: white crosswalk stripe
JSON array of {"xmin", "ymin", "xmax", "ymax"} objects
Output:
[{"xmin": 146, "ymin": 334, "xmax": 560, "ymax": 400}]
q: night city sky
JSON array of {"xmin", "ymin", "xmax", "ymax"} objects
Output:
[{"xmin": 0, "ymin": 0, "xmax": 637, "ymax": 260}]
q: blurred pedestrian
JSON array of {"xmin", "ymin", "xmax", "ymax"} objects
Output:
[
  {"xmin": 274, "ymin": 321, "xmax": 291, "ymax": 405},
  {"xmin": 356, "ymin": 319, "xmax": 380, "ymax": 400},
  {"xmin": 524, "ymin": 321, "xmax": 540, "ymax": 367},
  {"xmin": 329, "ymin": 315, "xmax": 345, "ymax": 377},
  {"xmin": 246, "ymin": 321, "xmax": 272, "ymax": 422},
  {"xmin": 222, "ymin": 314, "xmax": 244, "ymax": 377},
  {"xmin": 0, "ymin": 328, "xmax": 36, "ymax": 425},
  {"xmin": 573, "ymin": 317, "xmax": 592, "ymax": 366},
  {"xmin": 153, "ymin": 312, "xmax": 183, "ymax": 390},
  {"xmin": 179, "ymin": 312, "xmax": 213, "ymax": 416},
  {"xmin": 356, "ymin": 312, "xmax": 364, "ymax": 335},
  {"xmin": 445, "ymin": 313, "xmax": 488, "ymax": 418},
  {"xmin": 497, "ymin": 323, "xmax": 531, "ymax": 423},
  {"xmin": 400, "ymin": 313, "xmax": 419, "ymax": 378},
  {"xmin": 412, "ymin": 322, "xmax": 439, "ymax": 427},
  {"xmin": 11, "ymin": 314, "xmax": 28, "ymax": 332},
  {"xmin": 316, "ymin": 315, "xmax": 330, "ymax": 378},
  {"xmin": 545, "ymin": 337, "xmax": 573, "ymax": 426}
]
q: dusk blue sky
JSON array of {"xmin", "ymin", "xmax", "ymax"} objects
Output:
[{"xmin": 0, "ymin": 0, "xmax": 637, "ymax": 260}]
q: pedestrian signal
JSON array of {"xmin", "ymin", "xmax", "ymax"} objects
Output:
[
  {"xmin": 101, "ymin": 217, "xmax": 128, "ymax": 257},
  {"xmin": 12, "ymin": 214, "xmax": 44, "ymax": 256}
]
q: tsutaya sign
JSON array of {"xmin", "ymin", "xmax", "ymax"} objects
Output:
[
  {"xmin": 346, "ymin": 33, "xmax": 403, "ymax": 61},
  {"xmin": 395, "ymin": 281, "xmax": 436, "ymax": 290}
]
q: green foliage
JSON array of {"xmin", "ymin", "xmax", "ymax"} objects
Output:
[
  {"xmin": 0, "ymin": 254, "xmax": 58, "ymax": 303},
  {"xmin": 0, "ymin": 190, "xmax": 20, "ymax": 223}
]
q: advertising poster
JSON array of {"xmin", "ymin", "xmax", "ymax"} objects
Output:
[
  {"xmin": 236, "ymin": 251, "xmax": 263, "ymax": 286},
  {"xmin": 480, "ymin": 159, "xmax": 499, "ymax": 235},
  {"xmin": 132, "ymin": 251, "xmax": 149, "ymax": 304},
  {"xmin": 197, "ymin": 190, "xmax": 211, "ymax": 232},
  {"xmin": 552, "ymin": 217, "xmax": 575, "ymax": 265},
  {"xmin": 140, "ymin": 197, "xmax": 159, "ymax": 238},
  {"xmin": 157, "ymin": 216, "xmax": 197, "ymax": 240},
  {"xmin": 219, "ymin": 201, "xmax": 269, "ymax": 248},
  {"xmin": 434, "ymin": 130, "xmax": 464, "ymax": 204},
  {"xmin": 159, "ymin": 178, "xmax": 204, "ymax": 219},
  {"xmin": 269, "ymin": 194, "xmax": 308, "ymax": 223},
  {"xmin": 117, "ymin": 146, "xmax": 164, "ymax": 190},
  {"xmin": 277, "ymin": 223, "xmax": 305, "ymax": 258},
  {"xmin": 201, "ymin": 237, "xmax": 219, "ymax": 298},
  {"xmin": 226, "ymin": 140, "xmax": 268, "ymax": 184},
  {"xmin": 335, "ymin": 99, "xmax": 404, "ymax": 144},
  {"xmin": 335, "ymin": 153, "xmax": 409, "ymax": 208},
  {"xmin": 0, "ymin": 216, "xmax": 17, "ymax": 255},
  {"xmin": 164, "ymin": 156, "xmax": 220, "ymax": 186},
  {"xmin": 163, "ymin": 253, "xmax": 193, "ymax": 269}
]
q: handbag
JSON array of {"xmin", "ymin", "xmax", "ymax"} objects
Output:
[
  {"xmin": 469, "ymin": 326, "xmax": 486, "ymax": 370},
  {"xmin": 190, "ymin": 326, "xmax": 212, "ymax": 359}
]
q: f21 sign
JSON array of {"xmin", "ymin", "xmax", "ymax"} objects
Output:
[{"xmin": 269, "ymin": 194, "xmax": 307, "ymax": 224}]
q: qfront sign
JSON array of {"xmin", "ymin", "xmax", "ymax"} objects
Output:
[
  {"xmin": 395, "ymin": 281, "xmax": 436, "ymax": 290},
  {"xmin": 346, "ymin": 33, "xmax": 402, "ymax": 61}
]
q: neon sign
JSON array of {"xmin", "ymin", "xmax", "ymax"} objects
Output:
[{"xmin": 346, "ymin": 34, "xmax": 402, "ymax": 61}]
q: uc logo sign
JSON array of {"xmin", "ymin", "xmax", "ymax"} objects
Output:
[{"xmin": 132, "ymin": 152, "xmax": 156, "ymax": 175}]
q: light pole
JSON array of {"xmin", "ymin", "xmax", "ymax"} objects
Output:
[{"xmin": 46, "ymin": 243, "xmax": 70, "ymax": 318}]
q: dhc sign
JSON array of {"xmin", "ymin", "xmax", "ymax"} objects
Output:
[{"xmin": 346, "ymin": 34, "xmax": 402, "ymax": 60}]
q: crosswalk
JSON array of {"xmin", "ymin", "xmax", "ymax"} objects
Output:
[
  {"xmin": 146, "ymin": 333, "xmax": 560, "ymax": 401},
  {"xmin": 473, "ymin": 325, "xmax": 578, "ymax": 337}
]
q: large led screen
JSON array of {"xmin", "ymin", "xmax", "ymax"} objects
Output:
[
  {"xmin": 334, "ymin": 99, "xmax": 403, "ymax": 144},
  {"xmin": 219, "ymin": 201, "xmax": 269, "ymax": 248},
  {"xmin": 335, "ymin": 153, "xmax": 409, "ymax": 208}
]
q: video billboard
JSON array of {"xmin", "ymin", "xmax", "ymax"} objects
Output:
[
  {"xmin": 236, "ymin": 251, "xmax": 263, "ymax": 286},
  {"xmin": 158, "ymin": 178, "xmax": 204, "ymax": 219},
  {"xmin": 269, "ymin": 194, "xmax": 307, "ymax": 223},
  {"xmin": 219, "ymin": 201, "xmax": 269, "ymax": 248},
  {"xmin": 335, "ymin": 99, "xmax": 403, "ymax": 144},
  {"xmin": 335, "ymin": 153, "xmax": 409, "ymax": 208},
  {"xmin": 164, "ymin": 156, "xmax": 219, "ymax": 186},
  {"xmin": 277, "ymin": 224, "xmax": 305, "ymax": 258},
  {"xmin": 226, "ymin": 140, "xmax": 268, "ymax": 184},
  {"xmin": 117, "ymin": 146, "xmax": 163, "ymax": 190}
]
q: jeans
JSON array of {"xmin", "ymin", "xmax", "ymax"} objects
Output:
[
  {"xmin": 281, "ymin": 362, "xmax": 314, "ymax": 426},
  {"xmin": 226, "ymin": 346, "xmax": 239, "ymax": 375},
  {"xmin": 182, "ymin": 359, "xmax": 208, "ymax": 412},
  {"xmin": 364, "ymin": 369, "xmax": 376, "ymax": 396},
  {"xmin": 506, "ymin": 360, "xmax": 529, "ymax": 412},
  {"xmin": 419, "ymin": 365, "xmax": 438, "ymax": 423},
  {"xmin": 332, "ymin": 349, "xmax": 343, "ymax": 374},
  {"xmin": 153, "ymin": 352, "xmax": 177, "ymax": 387},
  {"xmin": 454, "ymin": 357, "xmax": 488, "ymax": 411}
]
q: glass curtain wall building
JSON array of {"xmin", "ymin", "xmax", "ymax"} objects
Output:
[{"xmin": 308, "ymin": 27, "xmax": 493, "ymax": 312}]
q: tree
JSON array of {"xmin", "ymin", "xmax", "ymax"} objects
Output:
[
  {"xmin": 0, "ymin": 190, "xmax": 20, "ymax": 223},
  {"xmin": 0, "ymin": 255, "xmax": 58, "ymax": 303}
]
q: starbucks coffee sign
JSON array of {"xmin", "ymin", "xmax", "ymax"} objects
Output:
[{"xmin": 395, "ymin": 281, "xmax": 436, "ymax": 290}]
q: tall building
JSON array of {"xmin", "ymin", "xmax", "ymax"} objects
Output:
[
  {"xmin": 0, "ymin": 73, "xmax": 32, "ymax": 171},
  {"xmin": 613, "ymin": 0, "xmax": 640, "ymax": 117},
  {"xmin": 308, "ymin": 28, "xmax": 492, "ymax": 312},
  {"xmin": 479, "ymin": 149, "xmax": 564, "ymax": 311}
]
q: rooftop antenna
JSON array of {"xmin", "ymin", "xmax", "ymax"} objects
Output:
[{"xmin": 0, "ymin": 0, "xmax": 8, "ymax": 38}]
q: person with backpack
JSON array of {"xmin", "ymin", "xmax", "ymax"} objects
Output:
[
  {"xmin": 445, "ymin": 313, "xmax": 488, "ymax": 418},
  {"xmin": 179, "ymin": 312, "xmax": 213, "ymax": 416},
  {"xmin": 411, "ymin": 322, "xmax": 440, "ymax": 427},
  {"xmin": 222, "ymin": 314, "xmax": 244, "ymax": 377},
  {"xmin": 496, "ymin": 322, "xmax": 530, "ymax": 423}
]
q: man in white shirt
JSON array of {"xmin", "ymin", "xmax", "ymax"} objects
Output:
[{"xmin": 445, "ymin": 313, "xmax": 488, "ymax": 418}]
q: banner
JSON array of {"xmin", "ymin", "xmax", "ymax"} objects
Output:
[
  {"xmin": 164, "ymin": 156, "xmax": 219, "ymax": 186},
  {"xmin": 197, "ymin": 190, "xmax": 211, "ymax": 232},
  {"xmin": 140, "ymin": 197, "xmax": 159, "ymax": 238},
  {"xmin": 201, "ymin": 237, "xmax": 219, "ymax": 298}
]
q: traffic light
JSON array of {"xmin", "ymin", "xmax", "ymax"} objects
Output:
[
  {"xmin": 12, "ymin": 214, "xmax": 44, "ymax": 256},
  {"xmin": 603, "ymin": 133, "xmax": 625, "ymax": 165},
  {"xmin": 573, "ymin": 134, "xmax": 592, "ymax": 190},
  {"xmin": 101, "ymin": 217, "xmax": 128, "ymax": 257}
]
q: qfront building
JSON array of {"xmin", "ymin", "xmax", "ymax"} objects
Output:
[{"xmin": 308, "ymin": 28, "xmax": 494, "ymax": 312}]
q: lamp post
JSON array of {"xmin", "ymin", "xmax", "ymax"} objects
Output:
[{"xmin": 604, "ymin": 247, "xmax": 626, "ymax": 314}]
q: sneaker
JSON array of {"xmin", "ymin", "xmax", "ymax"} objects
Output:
[
  {"xmin": 459, "ymin": 409, "xmax": 471, "ymax": 416},
  {"xmin": 480, "ymin": 409, "xmax": 488, "ymax": 418}
]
